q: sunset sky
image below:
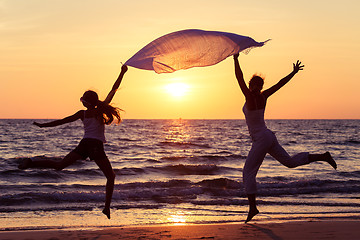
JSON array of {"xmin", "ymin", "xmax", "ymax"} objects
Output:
[{"xmin": 1, "ymin": 0, "xmax": 359, "ymax": 119}]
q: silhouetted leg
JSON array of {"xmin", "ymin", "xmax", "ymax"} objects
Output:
[
  {"xmin": 268, "ymin": 136, "xmax": 310, "ymax": 168},
  {"xmin": 243, "ymin": 138, "xmax": 272, "ymax": 223},
  {"xmin": 268, "ymin": 135, "xmax": 336, "ymax": 170},
  {"xmin": 243, "ymin": 130, "xmax": 277, "ymax": 223},
  {"xmin": 18, "ymin": 158, "xmax": 33, "ymax": 169},
  {"xmin": 94, "ymin": 157, "xmax": 115, "ymax": 219},
  {"xmin": 245, "ymin": 194, "xmax": 259, "ymax": 223},
  {"xmin": 18, "ymin": 151, "xmax": 81, "ymax": 170}
]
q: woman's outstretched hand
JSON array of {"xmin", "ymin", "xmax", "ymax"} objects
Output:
[
  {"xmin": 293, "ymin": 60, "xmax": 304, "ymax": 74},
  {"xmin": 121, "ymin": 64, "xmax": 128, "ymax": 73}
]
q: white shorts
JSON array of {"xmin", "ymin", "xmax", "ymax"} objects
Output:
[{"xmin": 243, "ymin": 129, "xmax": 309, "ymax": 194}]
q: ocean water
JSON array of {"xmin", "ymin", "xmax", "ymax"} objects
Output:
[{"xmin": 0, "ymin": 119, "xmax": 359, "ymax": 230}]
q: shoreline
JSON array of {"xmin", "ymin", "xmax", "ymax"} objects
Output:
[
  {"xmin": 1, "ymin": 220, "xmax": 359, "ymax": 240},
  {"xmin": 2, "ymin": 215, "xmax": 359, "ymax": 232}
]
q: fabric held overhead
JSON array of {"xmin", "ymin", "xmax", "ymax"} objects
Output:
[{"xmin": 125, "ymin": 29, "xmax": 270, "ymax": 73}]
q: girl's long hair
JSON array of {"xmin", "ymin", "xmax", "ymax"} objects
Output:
[
  {"xmin": 97, "ymin": 100, "xmax": 122, "ymax": 125},
  {"xmin": 82, "ymin": 90, "xmax": 123, "ymax": 125}
]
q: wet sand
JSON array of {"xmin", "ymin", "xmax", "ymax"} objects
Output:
[{"xmin": 0, "ymin": 220, "xmax": 359, "ymax": 240}]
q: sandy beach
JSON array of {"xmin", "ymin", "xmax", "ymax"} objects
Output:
[{"xmin": 0, "ymin": 220, "xmax": 359, "ymax": 240}]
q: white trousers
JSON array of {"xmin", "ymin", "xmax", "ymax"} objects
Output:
[{"xmin": 243, "ymin": 129, "xmax": 309, "ymax": 194}]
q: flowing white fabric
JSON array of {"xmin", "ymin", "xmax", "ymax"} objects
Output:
[{"xmin": 125, "ymin": 29, "xmax": 269, "ymax": 73}]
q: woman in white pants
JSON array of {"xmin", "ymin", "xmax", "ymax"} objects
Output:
[{"xmin": 233, "ymin": 54, "xmax": 337, "ymax": 223}]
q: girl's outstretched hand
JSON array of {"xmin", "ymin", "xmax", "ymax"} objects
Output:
[
  {"xmin": 33, "ymin": 122, "xmax": 43, "ymax": 128},
  {"xmin": 293, "ymin": 60, "xmax": 304, "ymax": 74}
]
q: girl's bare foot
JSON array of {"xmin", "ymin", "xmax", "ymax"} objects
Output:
[{"xmin": 245, "ymin": 208, "xmax": 259, "ymax": 223}]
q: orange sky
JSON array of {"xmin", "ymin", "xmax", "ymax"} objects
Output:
[{"xmin": 1, "ymin": 0, "xmax": 359, "ymax": 119}]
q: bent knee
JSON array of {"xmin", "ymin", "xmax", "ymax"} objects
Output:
[
  {"xmin": 275, "ymin": 157, "xmax": 299, "ymax": 168},
  {"xmin": 280, "ymin": 159, "xmax": 303, "ymax": 168},
  {"xmin": 284, "ymin": 163, "xmax": 297, "ymax": 168},
  {"xmin": 107, "ymin": 171, "xmax": 116, "ymax": 181}
]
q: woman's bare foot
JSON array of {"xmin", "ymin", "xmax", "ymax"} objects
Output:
[
  {"xmin": 324, "ymin": 152, "xmax": 337, "ymax": 170},
  {"xmin": 245, "ymin": 208, "xmax": 259, "ymax": 223},
  {"xmin": 102, "ymin": 207, "xmax": 110, "ymax": 219}
]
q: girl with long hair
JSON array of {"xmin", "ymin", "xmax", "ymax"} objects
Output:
[
  {"xmin": 19, "ymin": 65, "xmax": 128, "ymax": 219},
  {"xmin": 233, "ymin": 54, "xmax": 337, "ymax": 223}
]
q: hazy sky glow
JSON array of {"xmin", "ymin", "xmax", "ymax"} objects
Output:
[{"xmin": 1, "ymin": 0, "xmax": 359, "ymax": 119}]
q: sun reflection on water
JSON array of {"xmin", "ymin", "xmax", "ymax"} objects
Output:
[
  {"xmin": 166, "ymin": 211, "xmax": 189, "ymax": 225},
  {"xmin": 162, "ymin": 119, "xmax": 191, "ymax": 144}
]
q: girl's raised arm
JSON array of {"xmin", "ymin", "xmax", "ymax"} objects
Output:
[{"xmin": 104, "ymin": 65, "xmax": 128, "ymax": 105}]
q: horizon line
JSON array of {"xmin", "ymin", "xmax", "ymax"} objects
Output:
[{"xmin": 1, "ymin": 118, "xmax": 359, "ymax": 120}]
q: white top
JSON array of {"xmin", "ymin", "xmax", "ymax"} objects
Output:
[
  {"xmin": 242, "ymin": 104, "xmax": 267, "ymax": 138},
  {"xmin": 82, "ymin": 116, "xmax": 106, "ymax": 143}
]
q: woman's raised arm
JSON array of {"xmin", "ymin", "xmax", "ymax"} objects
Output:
[
  {"xmin": 263, "ymin": 60, "xmax": 304, "ymax": 98},
  {"xmin": 233, "ymin": 54, "xmax": 251, "ymax": 98}
]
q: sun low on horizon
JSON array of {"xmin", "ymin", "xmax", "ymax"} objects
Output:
[{"xmin": 164, "ymin": 81, "xmax": 190, "ymax": 99}]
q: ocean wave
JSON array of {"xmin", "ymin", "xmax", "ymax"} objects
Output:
[
  {"xmin": 2, "ymin": 176, "xmax": 359, "ymax": 212},
  {"xmin": 113, "ymin": 164, "xmax": 237, "ymax": 176},
  {"xmin": 115, "ymin": 167, "xmax": 146, "ymax": 175},
  {"xmin": 116, "ymin": 137, "xmax": 139, "ymax": 142},
  {"xmin": 159, "ymin": 154, "xmax": 246, "ymax": 163},
  {"xmin": 155, "ymin": 164, "xmax": 233, "ymax": 175},
  {"xmin": 346, "ymin": 139, "xmax": 360, "ymax": 145},
  {"xmin": 257, "ymin": 178, "xmax": 360, "ymax": 196},
  {"xmin": 0, "ymin": 168, "xmax": 103, "ymax": 180},
  {"xmin": 159, "ymin": 141, "xmax": 211, "ymax": 149},
  {"xmin": 160, "ymin": 156, "xmax": 188, "ymax": 161},
  {"xmin": 323, "ymin": 138, "xmax": 360, "ymax": 146},
  {"xmin": 3, "ymin": 162, "xmax": 237, "ymax": 180},
  {"xmin": 0, "ymin": 205, "xmax": 95, "ymax": 213},
  {"xmin": 337, "ymin": 170, "xmax": 360, "ymax": 178},
  {"xmin": 198, "ymin": 178, "xmax": 242, "ymax": 189},
  {"xmin": 0, "ymin": 203, "xmax": 163, "ymax": 214}
]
